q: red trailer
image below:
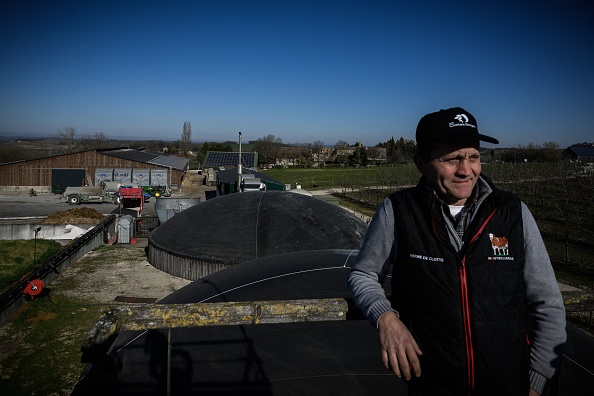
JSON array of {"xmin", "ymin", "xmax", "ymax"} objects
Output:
[{"xmin": 116, "ymin": 187, "xmax": 144, "ymax": 215}]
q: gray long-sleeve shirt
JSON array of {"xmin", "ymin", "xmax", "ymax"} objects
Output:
[{"xmin": 347, "ymin": 176, "xmax": 566, "ymax": 394}]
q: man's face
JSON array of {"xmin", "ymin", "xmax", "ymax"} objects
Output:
[{"xmin": 414, "ymin": 143, "xmax": 481, "ymax": 206}]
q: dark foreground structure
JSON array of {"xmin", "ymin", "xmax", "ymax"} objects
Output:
[
  {"xmin": 71, "ymin": 250, "xmax": 408, "ymax": 395},
  {"xmin": 71, "ymin": 249, "xmax": 593, "ymax": 395}
]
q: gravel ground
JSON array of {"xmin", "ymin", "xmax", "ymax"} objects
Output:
[{"xmin": 50, "ymin": 239, "xmax": 192, "ymax": 303}]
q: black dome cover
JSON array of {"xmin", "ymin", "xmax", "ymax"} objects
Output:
[{"xmin": 149, "ymin": 191, "xmax": 368, "ymax": 264}]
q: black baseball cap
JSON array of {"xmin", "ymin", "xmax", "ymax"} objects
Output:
[{"xmin": 416, "ymin": 107, "xmax": 499, "ymax": 153}]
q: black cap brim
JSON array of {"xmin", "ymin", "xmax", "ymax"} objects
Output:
[{"xmin": 478, "ymin": 134, "xmax": 499, "ymax": 145}]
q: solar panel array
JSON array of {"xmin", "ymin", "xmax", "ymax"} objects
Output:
[{"xmin": 203, "ymin": 152, "xmax": 256, "ymax": 168}]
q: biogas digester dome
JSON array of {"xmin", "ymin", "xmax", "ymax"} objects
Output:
[{"xmin": 147, "ymin": 191, "xmax": 368, "ymax": 280}]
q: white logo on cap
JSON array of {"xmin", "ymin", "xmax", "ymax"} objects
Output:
[
  {"xmin": 454, "ymin": 114, "xmax": 468, "ymax": 123},
  {"xmin": 449, "ymin": 113, "xmax": 476, "ymax": 129}
]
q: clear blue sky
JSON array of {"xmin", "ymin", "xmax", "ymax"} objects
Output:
[{"xmin": 1, "ymin": 0, "xmax": 592, "ymax": 148}]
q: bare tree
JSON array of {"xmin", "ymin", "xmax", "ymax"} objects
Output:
[
  {"xmin": 312, "ymin": 140, "xmax": 325, "ymax": 168},
  {"xmin": 181, "ymin": 121, "xmax": 192, "ymax": 155},
  {"xmin": 57, "ymin": 126, "xmax": 76, "ymax": 153},
  {"xmin": 78, "ymin": 131, "xmax": 109, "ymax": 151},
  {"xmin": 542, "ymin": 141, "xmax": 561, "ymax": 162},
  {"xmin": 94, "ymin": 132, "xmax": 107, "ymax": 149},
  {"xmin": 334, "ymin": 140, "xmax": 349, "ymax": 150},
  {"xmin": 254, "ymin": 134, "xmax": 283, "ymax": 167},
  {"xmin": 554, "ymin": 161, "xmax": 580, "ymax": 266}
]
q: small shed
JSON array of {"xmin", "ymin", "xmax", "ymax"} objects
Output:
[{"xmin": 117, "ymin": 215, "xmax": 135, "ymax": 244}]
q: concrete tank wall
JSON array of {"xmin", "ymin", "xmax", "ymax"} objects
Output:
[{"xmin": 0, "ymin": 223, "xmax": 98, "ymax": 244}]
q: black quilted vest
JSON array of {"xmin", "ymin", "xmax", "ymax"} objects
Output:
[{"xmin": 389, "ymin": 177, "xmax": 530, "ymax": 395}]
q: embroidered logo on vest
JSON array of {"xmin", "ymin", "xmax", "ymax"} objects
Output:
[{"xmin": 489, "ymin": 233, "xmax": 508, "ymax": 255}]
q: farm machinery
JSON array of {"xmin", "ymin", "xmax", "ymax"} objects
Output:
[
  {"xmin": 63, "ymin": 182, "xmax": 147, "ymax": 212},
  {"xmin": 142, "ymin": 185, "xmax": 171, "ymax": 197}
]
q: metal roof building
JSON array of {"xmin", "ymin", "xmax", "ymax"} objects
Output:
[
  {"xmin": 0, "ymin": 148, "xmax": 190, "ymax": 193},
  {"xmin": 563, "ymin": 144, "xmax": 594, "ymax": 162},
  {"xmin": 99, "ymin": 149, "xmax": 189, "ymax": 171}
]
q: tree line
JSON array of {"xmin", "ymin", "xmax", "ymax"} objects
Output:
[{"xmin": 0, "ymin": 122, "xmax": 580, "ymax": 169}]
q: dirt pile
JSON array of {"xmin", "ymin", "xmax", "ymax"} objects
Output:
[{"xmin": 41, "ymin": 207, "xmax": 105, "ymax": 225}]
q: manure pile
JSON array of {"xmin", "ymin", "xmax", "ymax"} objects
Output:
[{"xmin": 41, "ymin": 207, "xmax": 105, "ymax": 224}]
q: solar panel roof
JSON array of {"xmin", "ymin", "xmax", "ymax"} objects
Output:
[
  {"xmin": 100, "ymin": 149, "xmax": 189, "ymax": 171},
  {"xmin": 202, "ymin": 151, "xmax": 257, "ymax": 168}
]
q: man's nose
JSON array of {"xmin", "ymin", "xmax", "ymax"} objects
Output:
[{"xmin": 455, "ymin": 159, "xmax": 473, "ymax": 175}]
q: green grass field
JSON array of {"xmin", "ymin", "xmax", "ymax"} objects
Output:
[
  {"xmin": 0, "ymin": 240, "xmax": 62, "ymax": 292},
  {"xmin": 264, "ymin": 165, "xmax": 420, "ymax": 191},
  {"xmin": 0, "ymin": 296, "xmax": 104, "ymax": 396}
]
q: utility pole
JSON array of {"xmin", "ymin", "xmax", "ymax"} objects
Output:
[{"xmin": 237, "ymin": 132, "xmax": 242, "ymax": 192}]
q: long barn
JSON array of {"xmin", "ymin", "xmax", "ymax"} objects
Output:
[{"xmin": 0, "ymin": 148, "xmax": 189, "ymax": 194}]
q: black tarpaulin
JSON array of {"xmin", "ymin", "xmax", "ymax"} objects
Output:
[{"xmin": 148, "ymin": 191, "xmax": 368, "ymax": 265}]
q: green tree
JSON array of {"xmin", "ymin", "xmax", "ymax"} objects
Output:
[
  {"xmin": 348, "ymin": 146, "xmax": 368, "ymax": 167},
  {"xmin": 378, "ymin": 136, "xmax": 416, "ymax": 163}
]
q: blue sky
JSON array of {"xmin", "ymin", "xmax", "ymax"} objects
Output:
[{"xmin": 1, "ymin": 0, "xmax": 592, "ymax": 148}]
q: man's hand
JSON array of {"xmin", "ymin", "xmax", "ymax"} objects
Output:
[
  {"xmin": 378, "ymin": 311, "xmax": 422, "ymax": 380},
  {"xmin": 529, "ymin": 389, "xmax": 540, "ymax": 396}
]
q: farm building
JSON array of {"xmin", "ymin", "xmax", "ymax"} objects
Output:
[
  {"xmin": 0, "ymin": 148, "xmax": 189, "ymax": 194},
  {"xmin": 563, "ymin": 143, "xmax": 594, "ymax": 162}
]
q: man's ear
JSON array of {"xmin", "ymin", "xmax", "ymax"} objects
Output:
[{"xmin": 413, "ymin": 154, "xmax": 426, "ymax": 175}]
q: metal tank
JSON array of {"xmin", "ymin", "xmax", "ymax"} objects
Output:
[{"xmin": 154, "ymin": 197, "xmax": 201, "ymax": 224}]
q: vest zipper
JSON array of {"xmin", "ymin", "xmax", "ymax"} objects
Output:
[
  {"xmin": 458, "ymin": 207, "xmax": 499, "ymax": 395},
  {"xmin": 459, "ymin": 255, "xmax": 474, "ymax": 393}
]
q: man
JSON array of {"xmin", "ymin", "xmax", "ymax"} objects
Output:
[{"xmin": 347, "ymin": 107, "xmax": 566, "ymax": 395}]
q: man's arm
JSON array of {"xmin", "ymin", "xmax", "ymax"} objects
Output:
[
  {"xmin": 347, "ymin": 198, "xmax": 396, "ymax": 325},
  {"xmin": 521, "ymin": 203, "xmax": 566, "ymax": 395},
  {"xmin": 347, "ymin": 198, "xmax": 422, "ymax": 379}
]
